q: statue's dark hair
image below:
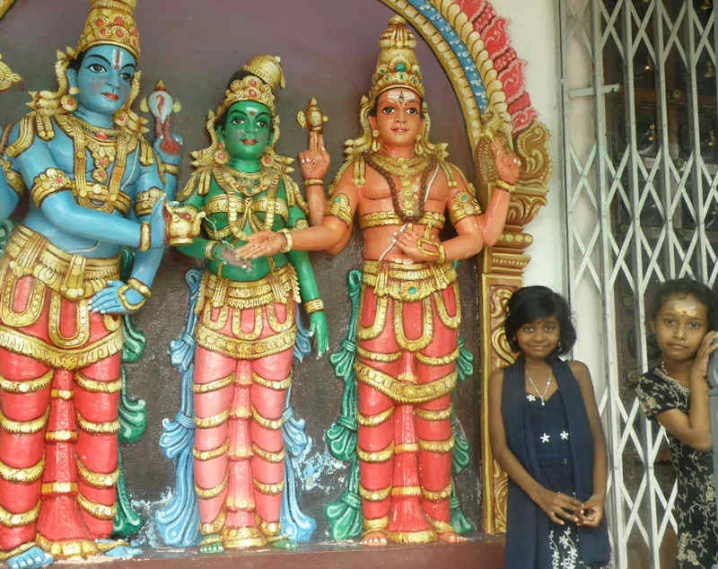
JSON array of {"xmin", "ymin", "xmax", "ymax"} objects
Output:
[
  {"xmin": 647, "ymin": 278, "xmax": 718, "ymax": 330},
  {"xmin": 504, "ymin": 285, "xmax": 576, "ymax": 357}
]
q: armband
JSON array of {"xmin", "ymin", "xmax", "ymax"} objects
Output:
[
  {"xmin": 303, "ymin": 178, "xmax": 324, "ymax": 188},
  {"xmin": 449, "ymin": 189, "xmax": 482, "ymax": 224},
  {"xmin": 31, "ymin": 168, "xmax": 72, "ymax": 208},
  {"xmin": 134, "ymin": 187, "xmax": 164, "ymax": 218},
  {"xmin": 326, "ymin": 193, "xmax": 353, "ymax": 226},
  {"xmin": 416, "ymin": 238, "xmax": 446, "ymax": 264},
  {"xmin": 205, "ymin": 241, "xmax": 218, "ymax": 261},
  {"xmin": 162, "ymin": 163, "xmax": 179, "ymax": 176}
]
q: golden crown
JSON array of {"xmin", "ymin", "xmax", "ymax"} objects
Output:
[
  {"xmin": 76, "ymin": 0, "xmax": 140, "ymax": 60},
  {"xmin": 368, "ymin": 16, "xmax": 425, "ymax": 105},
  {"xmin": 215, "ymin": 55, "xmax": 284, "ymax": 118}
]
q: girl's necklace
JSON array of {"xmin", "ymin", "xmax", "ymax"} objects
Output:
[
  {"xmin": 526, "ymin": 369, "xmax": 553, "ymax": 406},
  {"xmin": 659, "ymin": 360, "xmax": 690, "ymax": 393}
]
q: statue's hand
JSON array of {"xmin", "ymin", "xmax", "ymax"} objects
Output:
[
  {"xmin": 154, "ymin": 134, "xmax": 183, "ymax": 166},
  {"xmin": 149, "ymin": 197, "xmax": 167, "ymax": 248},
  {"xmin": 214, "ymin": 243, "xmax": 252, "ymax": 270},
  {"xmin": 491, "ymin": 137, "xmax": 521, "ymax": 186},
  {"xmin": 298, "ymin": 132, "xmax": 330, "ymax": 182},
  {"xmin": 309, "ymin": 310, "xmax": 329, "ymax": 357},
  {"xmin": 89, "ymin": 280, "xmax": 143, "ymax": 315},
  {"xmin": 235, "ymin": 231, "xmax": 285, "ymax": 260},
  {"xmin": 396, "ymin": 229, "xmax": 435, "ymax": 262}
]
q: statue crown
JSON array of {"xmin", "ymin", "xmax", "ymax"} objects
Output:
[
  {"xmin": 215, "ymin": 55, "xmax": 284, "ymax": 118},
  {"xmin": 76, "ymin": 0, "xmax": 140, "ymax": 59},
  {"xmin": 368, "ymin": 16, "xmax": 425, "ymax": 104}
]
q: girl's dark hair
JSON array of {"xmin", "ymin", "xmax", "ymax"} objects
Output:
[
  {"xmin": 647, "ymin": 278, "xmax": 718, "ymax": 329},
  {"xmin": 504, "ymin": 285, "xmax": 576, "ymax": 357}
]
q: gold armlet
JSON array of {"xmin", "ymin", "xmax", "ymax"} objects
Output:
[
  {"xmin": 278, "ymin": 228, "xmax": 293, "ymax": 253},
  {"xmin": 117, "ymin": 285, "xmax": 147, "ymax": 312},
  {"xmin": 139, "ymin": 222, "xmax": 152, "ymax": 252},
  {"xmin": 495, "ymin": 179, "xmax": 515, "ymax": 193},
  {"xmin": 31, "ymin": 168, "xmax": 72, "ymax": 208},
  {"xmin": 127, "ymin": 278, "xmax": 151, "ymax": 299},
  {"xmin": 134, "ymin": 187, "xmax": 164, "ymax": 217},
  {"xmin": 416, "ymin": 238, "xmax": 446, "ymax": 263},
  {"xmin": 304, "ymin": 298, "xmax": 325, "ymax": 314},
  {"xmin": 205, "ymin": 241, "xmax": 218, "ymax": 261},
  {"xmin": 303, "ymin": 178, "xmax": 324, "ymax": 188},
  {"xmin": 162, "ymin": 163, "xmax": 179, "ymax": 176}
]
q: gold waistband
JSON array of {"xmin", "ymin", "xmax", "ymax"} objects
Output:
[
  {"xmin": 2, "ymin": 226, "xmax": 121, "ymax": 300},
  {"xmin": 361, "ymin": 260, "xmax": 456, "ymax": 301},
  {"xmin": 198, "ymin": 264, "xmax": 300, "ymax": 312}
]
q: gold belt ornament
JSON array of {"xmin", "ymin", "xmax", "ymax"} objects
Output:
[{"xmin": 361, "ymin": 259, "xmax": 456, "ymax": 301}]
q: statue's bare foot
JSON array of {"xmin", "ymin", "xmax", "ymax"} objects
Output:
[
  {"xmin": 360, "ymin": 531, "xmax": 388, "ymax": 547},
  {"xmin": 437, "ymin": 530, "xmax": 467, "ymax": 544},
  {"xmin": 8, "ymin": 546, "xmax": 53, "ymax": 569},
  {"xmin": 199, "ymin": 534, "xmax": 224, "ymax": 555}
]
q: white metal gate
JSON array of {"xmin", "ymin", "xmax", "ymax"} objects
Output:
[{"xmin": 560, "ymin": 0, "xmax": 718, "ymax": 567}]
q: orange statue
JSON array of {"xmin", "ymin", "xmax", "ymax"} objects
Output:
[{"xmin": 240, "ymin": 15, "xmax": 519, "ymax": 546}]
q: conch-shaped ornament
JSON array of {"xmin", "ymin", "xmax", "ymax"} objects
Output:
[
  {"xmin": 164, "ymin": 201, "xmax": 204, "ymax": 246},
  {"xmin": 296, "ymin": 97, "xmax": 327, "ymax": 134}
]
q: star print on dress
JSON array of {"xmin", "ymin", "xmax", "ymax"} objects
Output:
[
  {"xmin": 526, "ymin": 394, "xmax": 537, "ymax": 402},
  {"xmin": 540, "ymin": 433, "xmax": 551, "ymax": 444},
  {"xmin": 560, "ymin": 431, "xmax": 569, "ymax": 440}
]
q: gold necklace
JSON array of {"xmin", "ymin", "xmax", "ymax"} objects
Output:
[
  {"xmin": 215, "ymin": 166, "xmax": 273, "ymax": 197},
  {"xmin": 219, "ymin": 165, "xmax": 280, "ymax": 240},
  {"xmin": 526, "ymin": 369, "xmax": 553, "ymax": 406}
]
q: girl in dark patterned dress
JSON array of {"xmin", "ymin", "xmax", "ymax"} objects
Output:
[
  {"xmin": 489, "ymin": 286, "xmax": 611, "ymax": 569},
  {"xmin": 636, "ymin": 278, "xmax": 718, "ymax": 568}
]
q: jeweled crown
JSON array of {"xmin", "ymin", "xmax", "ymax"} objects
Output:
[
  {"xmin": 368, "ymin": 16, "xmax": 425, "ymax": 104},
  {"xmin": 76, "ymin": 0, "xmax": 140, "ymax": 60},
  {"xmin": 215, "ymin": 55, "xmax": 284, "ymax": 118}
]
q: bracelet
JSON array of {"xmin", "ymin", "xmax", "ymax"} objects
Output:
[
  {"xmin": 162, "ymin": 163, "xmax": 179, "ymax": 176},
  {"xmin": 117, "ymin": 285, "xmax": 147, "ymax": 312},
  {"xmin": 127, "ymin": 278, "xmax": 151, "ymax": 299},
  {"xmin": 303, "ymin": 178, "xmax": 324, "ymax": 188},
  {"xmin": 139, "ymin": 222, "xmax": 152, "ymax": 252},
  {"xmin": 278, "ymin": 228, "xmax": 293, "ymax": 253},
  {"xmin": 205, "ymin": 241, "xmax": 218, "ymax": 261},
  {"xmin": 304, "ymin": 298, "xmax": 325, "ymax": 314},
  {"xmin": 416, "ymin": 237, "xmax": 445, "ymax": 263},
  {"xmin": 495, "ymin": 179, "xmax": 515, "ymax": 193}
]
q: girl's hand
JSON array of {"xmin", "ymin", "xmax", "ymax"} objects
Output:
[
  {"xmin": 536, "ymin": 488, "xmax": 583, "ymax": 525},
  {"xmin": 690, "ymin": 330, "xmax": 718, "ymax": 381},
  {"xmin": 578, "ymin": 494, "xmax": 604, "ymax": 527}
]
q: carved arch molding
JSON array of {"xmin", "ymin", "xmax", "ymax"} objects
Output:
[{"xmin": 379, "ymin": 0, "xmax": 551, "ymax": 534}]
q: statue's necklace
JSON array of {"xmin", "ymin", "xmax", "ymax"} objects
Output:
[
  {"xmin": 217, "ymin": 165, "xmax": 280, "ymax": 241},
  {"xmin": 57, "ymin": 114, "xmax": 129, "ymax": 213},
  {"xmin": 365, "ymin": 152, "xmax": 435, "ymax": 223}
]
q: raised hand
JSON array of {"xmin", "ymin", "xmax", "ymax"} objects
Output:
[
  {"xmin": 690, "ymin": 330, "xmax": 718, "ymax": 380},
  {"xmin": 492, "ymin": 137, "xmax": 521, "ymax": 186},
  {"xmin": 154, "ymin": 133, "xmax": 183, "ymax": 166},
  {"xmin": 298, "ymin": 132, "xmax": 330, "ymax": 182}
]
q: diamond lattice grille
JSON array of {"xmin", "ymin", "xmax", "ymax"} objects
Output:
[{"xmin": 560, "ymin": 0, "xmax": 718, "ymax": 567}]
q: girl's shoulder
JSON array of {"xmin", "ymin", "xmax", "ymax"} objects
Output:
[{"xmin": 635, "ymin": 368, "xmax": 683, "ymax": 417}]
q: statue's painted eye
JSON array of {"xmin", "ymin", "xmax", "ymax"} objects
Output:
[
  {"xmin": 120, "ymin": 72, "xmax": 133, "ymax": 83},
  {"xmin": 87, "ymin": 63, "xmax": 106, "ymax": 73}
]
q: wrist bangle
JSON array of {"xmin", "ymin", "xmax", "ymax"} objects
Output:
[
  {"xmin": 127, "ymin": 278, "xmax": 151, "ymax": 299},
  {"xmin": 205, "ymin": 241, "xmax": 218, "ymax": 261},
  {"xmin": 304, "ymin": 298, "xmax": 324, "ymax": 314},
  {"xmin": 436, "ymin": 243, "xmax": 446, "ymax": 264},
  {"xmin": 139, "ymin": 222, "xmax": 152, "ymax": 252},
  {"xmin": 117, "ymin": 284, "xmax": 147, "ymax": 312},
  {"xmin": 162, "ymin": 163, "xmax": 179, "ymax": 176},
  {"xmin": 278, "ymin": 228, "xmax": 293, "ymax": 253},
  {"xmin": 303, "ymin": 178, "xmax": 324, "ymax": 188},
  {"xmin": 495, "ymin": 179, "xmax": 514, "ymax": 193}
]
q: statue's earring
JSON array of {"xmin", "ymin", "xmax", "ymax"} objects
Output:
[
  {"xmin": 213, "ymin": 140, "xmax": 228, "ymax": 165},
  {"xmin": 414, "ymin": 133, "xmax": 423, "ymax": 155},
  {"xmin": 371, "ymin": 129, "xmax": 381, "ymax": 153},
  {"xmin": 61, "ymin": 87, "xmax": 79, "ymax": 112}
]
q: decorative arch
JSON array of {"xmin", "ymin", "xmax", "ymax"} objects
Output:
[{"xmin": 377, "ymin": 0, "xmax": 552, "ymax": 534}]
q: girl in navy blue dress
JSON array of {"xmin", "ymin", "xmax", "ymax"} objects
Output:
[
  {"xmin": 635, "ymin": 278, "xmax": 718, "ymax": 568},
  {"xmin": 488, "ymin": 286, "xmax": 611, "ymax": 569}
]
